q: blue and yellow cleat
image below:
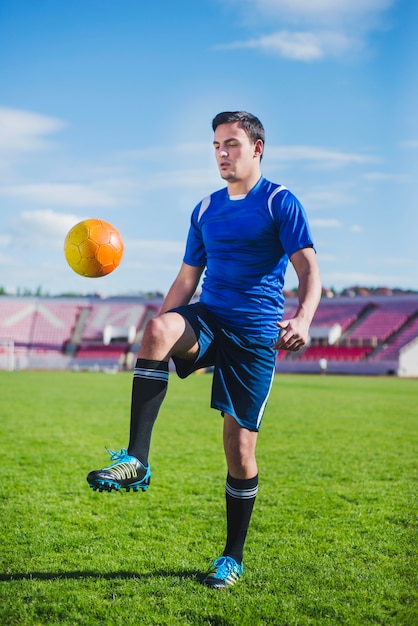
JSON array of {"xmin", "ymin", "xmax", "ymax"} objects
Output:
[
  {"xmin": 201, "ymin": 556, "xmax": 243, "ymax": 589},
  {"xmin": 87, "ymin": 448, "xmax": 151, "ymax": 493}
]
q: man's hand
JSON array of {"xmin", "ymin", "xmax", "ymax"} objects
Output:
[
  {"xmin": 274, "ymin": 247, "xmax": 321, "ymax": 352},
  {"xmin": 274, "ymin": 318, "xmax": 310, "ymax": 351}
]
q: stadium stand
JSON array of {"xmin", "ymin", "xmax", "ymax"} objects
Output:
[
  {"xmin": 297, "ymin": 345, "xmax": 373, "ymax": 362},
  {"xmin": 0, "ymin": 298, "xmax": 38, "ymax": 347},
  {"xmin": 309, "ymin": 299, "xmax": 370, "ymax": 334},
  {"xmin": 29, "ymin": 300, "xmax": 87, "ymax": 353},
  {"xmin": 1, "ymin": 294, "xmax": 417, "ymax": 374},
  {"xmin": 72, "ymin": 301, "xmax": 149, "ymax": 369},
  {"xmin": 276, "ymin": 295, "xmax": 418, "ymax": 375},
  {"xmin": 348, "ymin": 299, "xmax": 418, "ymax": 344},
  {"xmin": 0, "ymin": 297, "xmax": 88, "ymax": 368},
  {"xmin": 80, "ymin": 301, "xmax": 147, "ymax": 342},
  {"xmin": 372, "ymin": 315, "xmax": 418, "ymax": 361}
]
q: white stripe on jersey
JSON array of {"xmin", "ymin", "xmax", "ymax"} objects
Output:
[
  {"xmin": 198, "ymin": 195, "xmax": 211, "ymax": 222},
  {"xmin": 267, "ymin": 185, "xmax": 287, "ymax": 219}
]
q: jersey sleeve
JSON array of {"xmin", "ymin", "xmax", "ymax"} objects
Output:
[
  {"xmin": 183, "ymin": 203, "xmax": 207, "ymax": 267},
  {"xmin": 272, "ymin": 189, "xmax": 315, "ymax": 258}
]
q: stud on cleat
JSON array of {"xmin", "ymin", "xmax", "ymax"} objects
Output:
[
  {"xmin": 87, "ymin": 448, "xmax": 151, "ymax": 493},
  {"xmin": 89, "ymin": 480, "xmax": 121, "ymax": 493}
]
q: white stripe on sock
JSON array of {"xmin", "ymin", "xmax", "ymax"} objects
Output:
[
  {"xmin": 133, "ymin": 367, "xmax": 168, "ymax": 382},
  {"xmin": 225, "ymin": 482, "xmax": 258, "ymax": 499}
]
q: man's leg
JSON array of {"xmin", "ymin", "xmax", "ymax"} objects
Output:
[
  {"xmin": 201, "ymin": 414, "xmax": 258, "ymax": 588},
  {"xmin": 222, "ymin": 413, "xmax": 258, "ymax": 563},
  {"xmin": 128, "ymin": 312, "xmax": 199, "ymax": 464},
  {"xmin": 87, "ymin": 311, "xmax": 199, "ymax": 492}
]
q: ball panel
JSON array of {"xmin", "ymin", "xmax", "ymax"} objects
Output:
[
  {"xmin": 79, "ymin": 239, "xmax": 100, "ymax": 258},
  {"xmin": 96, "ymin": 245, "xmax": 117, "ymax": 266},
  {"xmin": 99, "ymin": 263, "xmax": 118, "ymax": 277},
  {"xmin": 79, "ymin": 257, "xmax": 105, "ymax": 277},
  {"xmin": 90, "ymin": 223, "xmax": 112, "ymax": 245},
  {"xmin": 114, "ymin": 248, "xmax": 124, "ymax": 267},
  {"xmin": 109, "ymin": 230, "xmax": 124, "ymax": 251},
  {"xmin": 64, "ymin": 242, "xmax": 82, "ymax": 265},
  {"xmin": 67, "ymin": 223, "xmax": 90, "ymax": 245}
]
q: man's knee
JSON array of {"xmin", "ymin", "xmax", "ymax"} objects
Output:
[
  {"xmin": 143, "ymin": 315, "xmax": 170, "ymax": 342},
  {"xmin": 140, "ymin": 312, "xmax": 198, "ymax": 361},
  {"xmin": 139, "ymin": 313, "xmax": 184, "ymax": 359}
]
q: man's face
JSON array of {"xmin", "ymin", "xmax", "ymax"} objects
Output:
[{"xmin": 213, "ymin": 122, "xmax": 262, "ymax": 183}]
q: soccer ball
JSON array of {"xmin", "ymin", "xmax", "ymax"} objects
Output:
[{"xmin": 64, "ymin": 218, "xmax": 124, "ymax": 278}]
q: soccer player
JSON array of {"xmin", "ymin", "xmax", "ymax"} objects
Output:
[{"xmin": 87, "ymin": 111, "xmax": 322, "ymax": 588}]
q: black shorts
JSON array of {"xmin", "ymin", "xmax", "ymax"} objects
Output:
[{"xmin": 170, "ymin": 303, "xmax": 277, "ymax": 431}]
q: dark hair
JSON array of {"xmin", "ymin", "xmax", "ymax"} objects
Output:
[{"xmin": 212, "ymin": 111, "xmax": 265, "ymax": 146}]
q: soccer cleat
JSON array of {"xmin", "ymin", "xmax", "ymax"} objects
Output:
[
  {"xmin": 201, "ymin": 556, "xmax": 244, "ymax": 589},
  {"xmin": 87, "ymin": 448, "xmax": 151, "ymax": 493}
]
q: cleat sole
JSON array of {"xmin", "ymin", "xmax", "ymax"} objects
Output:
[{"xmin": 88, "ymin": 479, "xmax": 150, "ymax": 493}]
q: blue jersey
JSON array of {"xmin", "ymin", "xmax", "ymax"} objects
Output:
[{"xmin": 183, "ymin": 176, "xmax": 315, "ymax": 337}]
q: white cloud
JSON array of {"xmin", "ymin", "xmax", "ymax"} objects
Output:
[
  {"xmin": 0, "ymin": 234, "xmax": 12, "ymax": 247},
  {"xmin": 218, "ymin": 30, "xmax": 355, "ymax": 61},
  {"xmin": 127, "ymin": 239, "xmax": 185, "ymax": 254},
  {"xmin": 268, "ymin": 145, "xmax": 379, "ymax": 167},
  {"xmin": 220, "ymin": 0, "xmax": 396, "ymax": 60},
  {"xmin": 367, "ymin": 256, "xmax": 409, "ymax": 267},
  {"xmin": 130, "ymin": 168, "xmax": 219, "ymax": 193},
  {"xmin": 122, "ymin": 239, "xmax": 185, "ymax": 277},
  {"xmin": 399, "ymin": 140, "xmax": 418, "ymax": 149},
  {"xmin": 311, "ymin": 218, "xmax": 342, "ymax": 228},
  {"xmin": 299, "ymin": 188, "xmax": 353, "ymax": 209},
  {"xmin": 0, "ymin": 107, "xmax": 65, "ymax": 153},
  {"xmin": 21, "ymin": 209, "xmax": 82, "ymax": 235},
  {"xmin": 363, "ymin": 171, "xmax": 410, "ymax": 183},
  {"xmin": 0, "ymin": 183, "xmax": 119, "ymax": 208},
  {"xmin": 316, "ymin": 253, "xmax": 338, "ymax": 262},
  {"xmin": 120, "ymin": 142, "xmax": 211, "ymax": 161},
  {"xmin": 243, "ymin": 0, "xmax": 395, "ymax": 26},
  {"xmin": 8, "ymin": 209, "xmax": 84, "ymax": 250}
]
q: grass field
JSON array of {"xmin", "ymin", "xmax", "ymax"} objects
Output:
[{"xmin": 0, "ymin": 371, "xmax": 417, "ymax": 625}]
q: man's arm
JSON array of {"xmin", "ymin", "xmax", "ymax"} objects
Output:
[
  {"xmin": 275, "ymin": 247, "xmax": 321, "ymax": 351},
  {"xmin": 159, "ymin": 262, "xmax": 205, "ymax": 315}
]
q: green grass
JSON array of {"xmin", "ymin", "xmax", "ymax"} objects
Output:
[{"xmin": 0, "ymin": 371, "xmax": 417, "ymax": 625}]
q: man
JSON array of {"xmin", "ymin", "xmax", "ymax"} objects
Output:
[{"xmin": 87, "ymin": 111, "xmax": 321, "ymax": 589}]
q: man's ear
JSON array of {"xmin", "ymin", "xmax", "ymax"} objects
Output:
[{"xmin": 254, "ymin": 139, "xmax": 264, "ymax": 158}]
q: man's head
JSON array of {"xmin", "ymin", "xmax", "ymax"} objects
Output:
[
  {"xmin": 212, "ymin": 111, "xmax": 265, "ymax": 187},
  {"xmin": 212, "ymin": 111, "xmax": 265, "ymax": 157}
]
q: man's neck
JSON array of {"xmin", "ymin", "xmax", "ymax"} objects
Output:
[{"xmin": 227, "ymin": 172, "xmax": 262, "ymax": 197}]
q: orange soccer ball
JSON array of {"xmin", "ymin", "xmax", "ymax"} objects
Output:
[{"xmin": 64, "ymin": 218, "xmax": 124, "ymax": 278}]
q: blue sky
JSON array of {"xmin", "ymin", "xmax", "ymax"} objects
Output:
[{"xmin": 0, "ymin": 0, "xmax": 417, "ymax": 296}]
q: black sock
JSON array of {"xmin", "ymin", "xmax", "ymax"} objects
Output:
[
  {"xmin": 223, "ymin": 473, "xmax": 258, "ymax": 564},
  {"xmin": 127, "ymin": 358, "xmax": 169, "ymax": 465}
]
